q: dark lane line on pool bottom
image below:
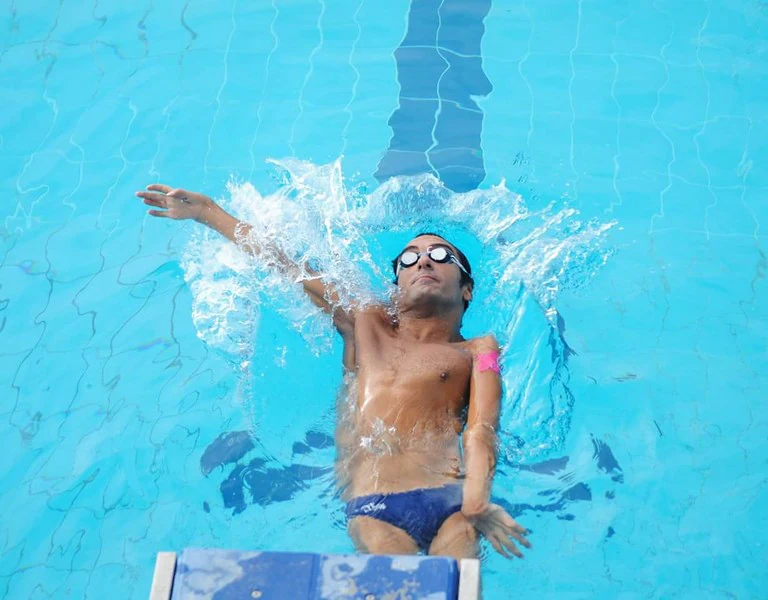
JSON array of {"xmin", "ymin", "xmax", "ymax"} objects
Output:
[{"xmin": 375, "ymin": 0, "xmax": 493, "ymax": 193}]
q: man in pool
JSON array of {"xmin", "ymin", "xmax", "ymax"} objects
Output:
[{"xmin": 136, "ymin": 184, "xmax": 530, "ymax": 560}]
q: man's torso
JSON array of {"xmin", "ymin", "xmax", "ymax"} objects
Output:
[{"xmin": 338, "ymin": 308, "xmax": 476, "ymax": 499}]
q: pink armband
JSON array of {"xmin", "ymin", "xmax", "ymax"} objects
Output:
[{"xmin": 475, "ymin": 351, "xmax": 501, "ymax": 374}]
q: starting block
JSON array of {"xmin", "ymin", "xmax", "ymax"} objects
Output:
[{"xmin": 149, "ymin": 548, "xmax": 480, "ymax": 600}]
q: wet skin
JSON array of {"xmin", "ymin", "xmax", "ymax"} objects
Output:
[
  {"xmin": 338, "ymin": 238, "xmax": 476, "ymax": 499},
  {"xmin": 135, "ymin": 186, "xmax": 530, "ymax": 559}
]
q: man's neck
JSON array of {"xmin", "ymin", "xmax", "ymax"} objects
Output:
[{"xmin": 395, "ymin": 309, "xmax": 463, "ymax": 343}]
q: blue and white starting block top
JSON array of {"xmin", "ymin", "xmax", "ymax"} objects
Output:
[{"xmin": 149, "ymin": 548, "xmax": 480, "ymax": 600}]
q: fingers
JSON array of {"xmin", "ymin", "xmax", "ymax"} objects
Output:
[
  {"xmin": 136, "ymin": 185, "xmax": 184, "ymax": 202},
  {"xmin": 510, "ymin": 530, "xmax": 531, "ymax": 548},
  {"xmin": 136, "ymin": 186, "xmax": 203, "ymax": 210},
  {"xmin": 146, "ymin": 184, "xmax": 172, "ymax": 193},
  {"xmin": 490, "ymin": 533, "xmax": 524, "ymax": 559},
  {"xmin": 479, "ymin": 517, "xmax": 529, "ymax": 558},
  {"xmin": 502, "ymin": 538, "xmax": 524, "ymax": 559},
  {"xmin": 499, "ymin": 513, "xmax": 530, "ymax": 543},
  {"xmin": 505, "ymin": 522, "xmax": 531, "ymax": 548},
  {"xmin": 500, "ymin": 519, "xmax": 531, "ymax": 549},
  {"xmin": 136, "ymin": 190, "xmax": 168, "ymax": 202},
  {"xmin": 136, "ymin": 190, "xmax": 189, "ymax": 211},
  {"xmin": 499, "ymin": 510, "xmax": 525, "ymax": 532},
  {"xmin": 137, "ymin": 193, "xmax": 167, "ymax": 208},
  {"xmin": 166, "ymin": 188, "xmax": 189, "ymax": 199},
  {"xmin": 137, "ymin": 188, "xmax": 170, "ymax": 218},
  {"xmin": 487, "ymin": 534, "xmax": 510, "ymax": 559},
  {"xmin": 136, "ymin": 185, "xmax": 192, "ymax": 220},
  {"xmin": 489, "ymin": 532, "xmax": 524, "ymax": 559}
]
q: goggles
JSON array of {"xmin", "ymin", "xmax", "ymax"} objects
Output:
[{"xmin": 396, "ymin": 246, "xmax": 470, "ymax": 277}]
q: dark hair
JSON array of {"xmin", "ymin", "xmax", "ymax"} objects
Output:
[{"xmin": 391, "ymin": 231, "xmax": 474, "ymax": 311}]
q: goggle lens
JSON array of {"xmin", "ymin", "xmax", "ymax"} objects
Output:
[
  {"xmin": 399, "ymin": 247, "xmax": 451, "ymax": 268},
  {"xmin": 399, "ymin": 251, "xmax": 419, "ymax": 267},
  {"xmin": 429, "ymin": 247, "xmax": 450, "ymax": 262},
  {"xmin": 395, "ymin": 245, "xmax": 470, "ymax": 280}
]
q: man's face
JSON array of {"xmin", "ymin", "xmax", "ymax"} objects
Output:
[{"xmin": 394, "ymin": 235, "xmax": 472, "ymax": 311}]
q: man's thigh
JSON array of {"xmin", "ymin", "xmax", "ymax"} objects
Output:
[
  {"xmin": 428, "ymin": 512, "xmax": 478, "ymax": 560},
  {"xmin": 348, "ymin": 516, "xmax": 419, "ymax": 555}
]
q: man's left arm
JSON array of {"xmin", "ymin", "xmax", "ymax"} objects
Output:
[
  {"xmin": 461, "ymin": 334, "xmax": 502, "ymax": 516},
  {"xmin": 461, "ymin": 336, "xmax": 532, "ymax": 558}
]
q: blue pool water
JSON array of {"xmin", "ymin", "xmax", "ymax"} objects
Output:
[{"xmin": 2, "ymin": 0, "xmax": 767, "ymax": 598}]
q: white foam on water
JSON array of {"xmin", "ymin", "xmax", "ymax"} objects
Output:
[{"xmin": 180, "ymin": 158, "xmax": 616, "ymax": 459}]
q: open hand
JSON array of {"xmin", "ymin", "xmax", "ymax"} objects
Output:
[
  {"xmin": 465, "ymin": 503, "xmax": 531, "ymax": 558},
  {"xmin": 135, "ymin": 184, "xmax": 214, "ymax": 222}
]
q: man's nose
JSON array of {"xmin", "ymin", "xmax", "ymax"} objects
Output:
[{"xmin": 416, "ymin": 253, "xmax": 434, "ymax": 269}]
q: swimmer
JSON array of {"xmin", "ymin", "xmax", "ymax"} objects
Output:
[{"xmin": 136, "ymin": 184, "xmax": 530, "ymax": 561}]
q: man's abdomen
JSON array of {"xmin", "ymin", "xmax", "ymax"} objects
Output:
[{"xmin": 345, "ymin": 444, "xmax": 463, "ymax": 499}]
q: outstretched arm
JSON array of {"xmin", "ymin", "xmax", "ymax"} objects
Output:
[{"xmin": 136, "ymin": 184, "xmax": 355, "ymax": 336}]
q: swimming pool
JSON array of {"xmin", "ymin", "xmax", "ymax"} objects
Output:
[{"xmin": 2, "ymin": 0, "xmax": 767, "ymax": 598}]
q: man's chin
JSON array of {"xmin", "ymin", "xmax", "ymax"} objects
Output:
[{"xmin": 402, "ymin": 289, "xmax": 443, "ymax": 309}]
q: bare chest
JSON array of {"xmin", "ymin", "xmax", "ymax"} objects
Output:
[
  {"xmin": 369, "ymin": 342, "xmax": 469, "ymax": 382},
  {"xmin": 354, "ymin": 323, "xmax": 472, "ymax": 407}
]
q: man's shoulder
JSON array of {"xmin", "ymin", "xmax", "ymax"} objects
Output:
[
  {"xmin": 462, "ymin": 333, "xmax": 500, "ymax": 353},
  {"xmin": 354, "ymin": 303, "xmax": 394, "ymax": 325}
]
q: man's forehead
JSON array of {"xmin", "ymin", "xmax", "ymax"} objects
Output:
[{"xmin": 402, "ymin": 235, "xmax": 457, "ymax": 253}]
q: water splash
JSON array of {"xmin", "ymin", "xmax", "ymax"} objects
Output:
[{"xmin": 181, "ymin": 157, "xmax": 616, "ymax": 459}]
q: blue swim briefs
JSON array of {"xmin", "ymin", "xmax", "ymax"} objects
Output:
[{"xmin": 346, "ymin": 484, "xmax": 463, "ymax": 550}]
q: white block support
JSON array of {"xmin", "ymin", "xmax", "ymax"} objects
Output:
[
  {"xmin": 149, "ymin": 552, "xmax": 177, "ymax": 600},
  {"xmin": 458, "ymin": 558, "xmax": 480, "ymax": 600}
]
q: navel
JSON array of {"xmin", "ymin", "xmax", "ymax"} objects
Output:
[{"xmin": 440, "ymin": 371, "xmax": 449, "ymax": 382}]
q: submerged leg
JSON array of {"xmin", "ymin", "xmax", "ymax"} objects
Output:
[
  {"xmin": 348, "ymin": 516, "xmax": 419, "ymax": 555},
  {"xmin": 428, "ymin": 512, "xmax": 478, "ymax": 560}
]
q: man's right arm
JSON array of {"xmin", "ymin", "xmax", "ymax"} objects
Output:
[{"xmin": 136, "ymin": 184, "xmax": 355, "ymax": 335}]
